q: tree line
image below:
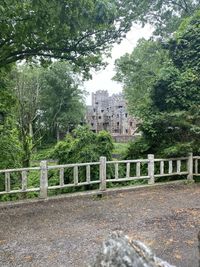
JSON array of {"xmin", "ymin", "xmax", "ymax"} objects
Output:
[
  {"xmin": 114, "ymin": 5, "xmax": 200, "ymax": 158},
  {"xmin": 0, "ymin": 0, "xmax": 200, "ymax": 170}
]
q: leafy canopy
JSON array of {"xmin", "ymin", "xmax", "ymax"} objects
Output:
[
  {"xmin": 125, "ymin": 10, "xmax": 200, "ymax": 158},
  {"xmin": 0, "ymin": 0, "xmax": 134, "ymax": 74},
  {"xmin": 113, "ymin": 39, "xmax": 169, "ymax": 117}
]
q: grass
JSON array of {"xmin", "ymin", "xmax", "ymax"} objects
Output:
[{"xmin": 112, "ymin": 142, "xmax": 129, "ymax": 156}]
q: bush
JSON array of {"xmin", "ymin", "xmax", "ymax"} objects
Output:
[{"xmin": 51, "ymin": 126, "xmax": 114, "ymax": 183}]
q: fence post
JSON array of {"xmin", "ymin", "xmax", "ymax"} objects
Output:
[
  {"xmin": 40, "ymin": 160, "xmax": 48, "ymax": 199},
  {"xmin": 187, "ymin": 153, "xmax": 194, "ymax": 181},
  {"xmin": 148, "ymin": 154, "xmax": 155, "ymax": 185},
  {"xmin": 100, "ymin": 156, "xmax": 106, "ymax": 191}
]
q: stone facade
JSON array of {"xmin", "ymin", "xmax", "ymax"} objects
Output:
[{"xmin": 86, "ymin": 90, "xmax": 137, "ymax": 138}]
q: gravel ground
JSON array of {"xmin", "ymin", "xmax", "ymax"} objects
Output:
[{"xmin": 0, "ymin": 183, "xmax": 199, "ymax": 267}]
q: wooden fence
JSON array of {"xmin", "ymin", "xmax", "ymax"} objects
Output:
[{"xmin": 0, "ymin": 153, "xmax": 198, "ymax": 199}]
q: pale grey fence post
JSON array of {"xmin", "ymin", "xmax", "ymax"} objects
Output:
[
  {"xmin": 100, "ymin": 156, "xmax": 107, "ymax": 191},
  {"xmin": 187, "ymin": 153, "xmax": 194, "ymax": 181},
  {"xmin": 40, "ymin": 160, "xmax": 48, "ymax": 199},
  {"xmin": 148, "ymin": 154, "xmax": 155, "ymax": 184}
]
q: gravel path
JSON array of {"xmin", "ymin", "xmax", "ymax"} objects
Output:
[{"xmin": 0, "ymin": 183, "xmax": 199, "ymax": 267}]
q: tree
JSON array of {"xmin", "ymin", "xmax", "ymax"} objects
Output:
[
  {"xmin": 125, "ymin": 10, "xmax": 200, "ymax": 158},
  {"xmin": 39, "ymin": 62, "xmax": 86, "ymax": 142},
  {"xmin": 0, "ymin": 68, "xmax": 22, "ymax": 169},
  {"xmin": 12, "ymin": 62, "xmax": 86, "ymax": 167},
  {"xmin": 113, "ymin": 39, "xmax": 169, "ymax": 117},
  {"xmin": 0, "ymin": 0, "xmax": 134, "ymax": 73},
  {"xmin": 132, "ymin": 0, "xmax": 200, "ymax": 37},
  {"xmin": 12, "ymin": 66, "xmax": 42, "ymax": 167}
]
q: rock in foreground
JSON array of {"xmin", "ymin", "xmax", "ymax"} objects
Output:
[{"xmin": 91, "ymin": 232, "xmax": 175, "ymax": 267}]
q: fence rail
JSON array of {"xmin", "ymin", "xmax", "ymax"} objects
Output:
[{"xmin": 0, "ymin": 153, "xmax": 196, "ymax": 199}]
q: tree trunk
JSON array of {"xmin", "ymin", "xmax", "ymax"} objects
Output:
[{"xmin": 56, "ymin": 123, "xmax": 60, "ymax": 142}]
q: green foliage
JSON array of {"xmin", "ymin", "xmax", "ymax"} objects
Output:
[
  {"xmin": 125, "ymin": 10, "xmax": 200, "ymax": 159},
  {"xmin": 10, "ymin": 62, "xmax": 85, "ymax": 167},
  {"xmin": 39, "ymin": 62, "xmax": 86, "ymax": 142},
  {"xmin": 0, "ymin": 68, "xmax": 22, "ymax": 170},
  {"xmin": 133, "ymin": 0, "xmax": 200, "ymax": 37},
  {"xmin": 114, "ymin": 39, "xmax": 169, "ymax": 116},
  {"xmin": 52, "ymin": 126, "xmax": 114, "ymax": 164},
  {"xmin": 113, "ymin": 143, "xmax": 129, "ymax": 156},
  {"xmin": 169, "ymin": 10, "xmax": 200, "ymax": 70},
  {"xmin": 31, "ymin": 147, "xmax": 54, "ymax": 162},
  {"xmin": 0, "ymin": 0, "xmax": 134, "ymax": 75},
  {"xmin": 51, "ymin": 126, "xmax": 114, "ymax": 183},
  {"xmin": 124, "ymin": 137, "xmax": 151, "ymax": 159}
]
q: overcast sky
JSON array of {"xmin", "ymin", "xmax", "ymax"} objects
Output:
[{"xmin": 84, "ymin": 23, "xmax": 154, "ymax": 105}]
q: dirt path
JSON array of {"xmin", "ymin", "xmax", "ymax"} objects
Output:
[{"xmin": 0, "ymin": 183, "xmax": 199, "ymax": 267}]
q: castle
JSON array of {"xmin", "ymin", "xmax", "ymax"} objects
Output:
[{"xmin": 86, "ymin": 90, "xmax": 137, "ymax": 142}]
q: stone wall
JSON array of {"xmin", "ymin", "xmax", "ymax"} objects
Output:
[{"xmin": 86, "ymin": 90, "xmax": 137, "ymax": 137}]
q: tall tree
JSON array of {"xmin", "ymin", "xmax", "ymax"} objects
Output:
[
  {"xmin": 0, "ymin": 0, "xmax": 134, "ymax": 73},
  {"xmin": 132, "ymin": 0, "xmax": 200, "ymax": 37},
  {"xmin": 0, "ymin": 68, "xmax": 22, "ymax": 169},
  {"xmin": 39, "ymin": 62, "xmax": 85, "ymax": 143},
  {"xmin": 125, "ymin": 10, "xmax": 200, "ymax": 158},
  {"xmin": 12, "ymin": 63, "xmax": 85, "ymax": 166},
  {"xmin": 113, "ymin": 39, "xmax": 169, "ymax": 117},
  {"xmin": 12, "ymin": 66, "xmax": 42, "ymax": 167}
]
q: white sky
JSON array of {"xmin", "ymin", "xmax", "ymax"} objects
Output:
[{"xmin": 84, "ymin": 23, "xmax": 154, "ymax": 105}]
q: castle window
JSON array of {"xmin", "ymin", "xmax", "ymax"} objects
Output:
[
  {"xmin": 93, "ymin": 108, "xmax": 96, "ymax": 112},
  {"xmin": 117, "ymin": 122, "xmax": 119, "ymax": 126},
  {"xmin": 126, "ymin": 129, "xmax": 128, "ymax": 133},
  {"xmin": 125, "ymin": 113, "xmax": 128, "ymax": 118},
  {"xmin": 99, "ymin": 116, "xmax": 101, "ymax": 119},
  {"xmin": 95, "ymin": 102, "xmax": 98, "ymax": 105},
  {"xmin": 91, "ymin": 123, "xmax": 94, "ymax": 126},
  {"xmin": 130, "ymin": 122, "xmax": 133, "ymax": 126},
  {"xmin": 101, "ymin": 110, "xmax": 104, "ymax": 113},
  {"xmin": 118, "ymin": 106, "xmax": 123, "ymax": 108}
]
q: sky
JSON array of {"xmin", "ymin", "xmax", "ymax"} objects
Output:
[{"xmin": 84, "ymin": 23, "xmax": 154, "ymax": 105}]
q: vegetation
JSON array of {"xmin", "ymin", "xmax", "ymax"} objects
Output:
[
  {"xmin": 1, "ymin": 1, "xmax": 200, "ymax": 200},
  {"xmin": 115, "ymin": 9, "xmax": 200, "ymax": 159},
  {"xmin": 11, "ymin": 62, "xmax": 85, "ymax": 167},
  {"xmin": 0, "ymin": 0, "xmax": 136, "ymax": 73}
]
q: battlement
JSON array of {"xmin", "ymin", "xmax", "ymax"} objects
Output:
[{"xmin": 86, "ymin": 90, "xmax": 137, "ymax": 136}]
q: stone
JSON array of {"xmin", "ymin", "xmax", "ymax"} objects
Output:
[
  {"xmin": 91, "ymin": 232, "xmax": 175, "ymax": 267},
  {"xmin": 86, "ymin": 90, "xmax": 138, "ymax": 142}
]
